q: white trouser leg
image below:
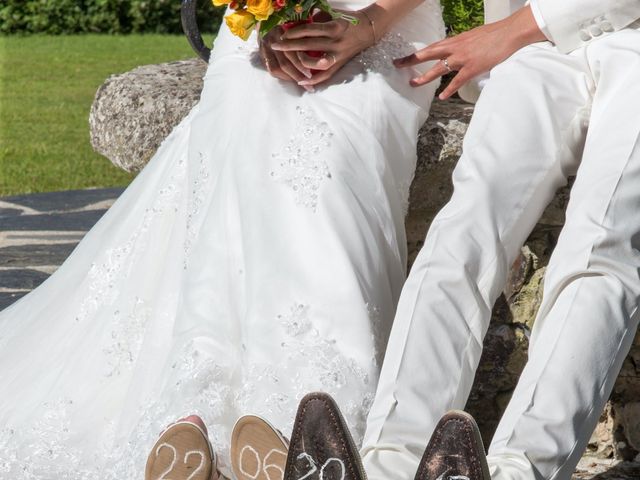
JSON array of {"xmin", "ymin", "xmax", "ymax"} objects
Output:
[
  {"xmin": 361, "ymin": 42, "xmax": 593, "ymax": 480},
  {"xmin": 487, "ymin": 29, "xmax": 640, "ymax": 480}
]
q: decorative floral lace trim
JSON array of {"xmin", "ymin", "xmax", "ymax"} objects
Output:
[
  {"xmin": 237, "ymin": 302, "xmax": 376, "ymax": 444},
  {"xmin": 0, "ymin": 298, "xmax": 379, "ymax": 479},
  {"xmin": 270, "ymin": 107, "xmax": 333, "ymax": 212},
  {"xmin": 75, "ymin": 153, "xmax": 187, "ymax": 323},
  {"xmin": 0, "ymin": 398, "xmax": 85, "ymax": 479},
  {"xmin": 184, "ymin": 151, "xmax": 211, "ymax": 269},
  {"xmin": 356, "ymin": 33, "xmax": 415, "ymax": 73},
  {"xmin": 0, "ymin": 341, "xmax": 234, "ymax": 480},
  {"xmin": 102, "ymin": 296, "xmax": 151, "ymax": 378}
]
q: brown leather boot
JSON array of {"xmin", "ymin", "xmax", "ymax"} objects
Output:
[
  {"xmin": 283, "ymin": 392, "xmax": 366, "ymax": 480},
  {"xmin": 414, "ymin": 411, "xmax": 491, "ymax": 480}
]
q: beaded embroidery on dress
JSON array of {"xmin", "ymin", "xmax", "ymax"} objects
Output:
[
  {"xmin": 270, "ymin": 107, "xmax": 333, "ymax": 212},
  {"xmin": 0, "ymin": 1, "xmax": 445, "ymax": 478}
]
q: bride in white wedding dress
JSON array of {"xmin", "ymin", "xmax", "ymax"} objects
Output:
[{"xmin": 0, "ymin": 0, "xmax": 444, "ymax": 478}]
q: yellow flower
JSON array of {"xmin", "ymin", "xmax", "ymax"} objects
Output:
[
  {"xmin": 225, "ymin": 10, "xmax": 256, "ymax": 40},
  {"xmin": 246, "ymin": 0, "xmax": 274, "ymax": 21},
  {"xmin": 212, "ymin": 0, "xmax": 232, "ymax": 6}
]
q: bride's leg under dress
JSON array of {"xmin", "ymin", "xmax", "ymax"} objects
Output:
[{"xmin": 0, "ymin": 3, "xmax": 444, "ymax": 479}]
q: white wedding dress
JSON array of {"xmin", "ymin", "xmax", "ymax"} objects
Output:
[{"xmin": 0, "ymin": 2, "xmax": 444, "ymax": 478}]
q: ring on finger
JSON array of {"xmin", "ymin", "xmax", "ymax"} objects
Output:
[
  {"xmin": 324, "ymin": 53, "xmax": 337, "ymax": 65},
  {"xmin": 440, "ymin": 58, "xmax": 452, "ymax": 73}
]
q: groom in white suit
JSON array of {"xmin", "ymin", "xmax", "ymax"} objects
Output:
[{"xmin": 357, "ymin": 1, "xmax": 640, "ymax": 479}]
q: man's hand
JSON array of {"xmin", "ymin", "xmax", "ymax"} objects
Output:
[{"xmin": 394, "ymin": 6, "xmax": 547, "ymax": 99}]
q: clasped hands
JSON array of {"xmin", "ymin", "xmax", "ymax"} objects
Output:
[{"xmin": 259, "ymin": 10, "xmax": 374, "ymax": 91}]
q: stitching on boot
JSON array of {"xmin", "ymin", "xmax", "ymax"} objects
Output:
[{"xmin": 415, "ymin": 416, "xmax": 481, "ymax": 480}]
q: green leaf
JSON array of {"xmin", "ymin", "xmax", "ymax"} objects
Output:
[{"xmin": 259, "ymin": 12, "xmax": 284, "ymax": 36}]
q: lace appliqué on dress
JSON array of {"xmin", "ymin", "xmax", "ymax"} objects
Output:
[
  {"xmin": 103, "ymin": 296, "xmax": 151, "ymax": 378},
  {"xmin": 0, "ymin": 398, "xmax": 109, "ymax": 479},
  {"xmin": 237, "ymin": 303, "xmax": 375, "ymax": 445},
  {"xmin": 99, "ymin": 341, "xmax": 235, "ymax": 478},
  {"xmin": 356, "ymin": 33, "xmax": 415, "ymax": 73},
  {"xmin": 184, "ymin": 151, "xmax": 211, "ymax": 269},
  {"xmin": 75, "ymin": 154, "xmax": 187, "ymax": 323},
  {"xmin": 270, "ymin": 107, "xmax": 333, "ymax": 212},
  {"xmin": 0, "ymin": 340, "xmax": 234, "ymax": 480}
]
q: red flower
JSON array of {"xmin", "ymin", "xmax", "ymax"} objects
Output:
[{"xmin": 273, "ymin": 0, "xmax": 286, "ymax": 11}]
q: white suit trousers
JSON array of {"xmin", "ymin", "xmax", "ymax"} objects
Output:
[{"xmin": 362, "ymin": 28, "xmax": 640, "ymax": 480}]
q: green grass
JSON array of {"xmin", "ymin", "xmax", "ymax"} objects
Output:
[
  {"xmin": 0, "ymin": 34, "xmax": 210, "ymax": 196},
  {"xmin": 442, "ymin": 0, "xmax": 484, "ymax": 34}
]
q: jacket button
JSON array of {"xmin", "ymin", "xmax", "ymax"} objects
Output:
[
  {"xmin": 579, "ymin": 30, "xmax": 592, "ymax": 41},
  {"xmin": 590, "ymin": 25, "xmax": 603, "ymax": 36},
  {"xmin": 601, "ymin": 21, "xmax": 614, "ymax": 32}
]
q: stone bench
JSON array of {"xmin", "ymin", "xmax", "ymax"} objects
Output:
[{"xmin": 89, "ymin": 59, "xmax": 640, "ymax": 468}]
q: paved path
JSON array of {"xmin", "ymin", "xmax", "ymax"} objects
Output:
[
  {"xmin": 0, "ymin": 187, "xmax": 123, "ymax": 310},
  {"xmin": 0, "ymin": 188, "xmax": 639, "ymax": 478}
]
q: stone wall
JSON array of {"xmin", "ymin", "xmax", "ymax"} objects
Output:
[{"xmin": 90, "ymin": 59, "xmax": 640, "ymax": 463}]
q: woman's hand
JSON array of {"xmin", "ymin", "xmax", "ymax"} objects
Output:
[
  {"xmin": 259, "ymin": 26, "xmax": 315, "ymax": 90},
  {"xmin": 394, "ymin": 6, "xmax": 547, "ymax": 99},
  {"xmin": 267, "ymin": 10, "xmax": 377, "ymax": 89}
]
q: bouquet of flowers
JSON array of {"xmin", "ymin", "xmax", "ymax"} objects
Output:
[{"xmin": 213, "ymin": 0, "xmax": 357, "ymax": 41}]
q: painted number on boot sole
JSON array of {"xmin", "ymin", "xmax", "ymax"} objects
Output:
[
  {"xmin": 436, "ymin": 473, "xmax": 470, "ymax": 480},
  {"xmin": 239, "ymin": 444, "xmax": 288, "ymax": 480},
  {"xmin": 296, "ymin": 452, "xmax": 345, "ymax": 480},
  {"xmin": 155, "ymin": 442, "xmax": 206, "ymax": 480}
]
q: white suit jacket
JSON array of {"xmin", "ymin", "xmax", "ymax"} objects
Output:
[{"xmin": 459, "ymin": 0, "xmax": 640, "ymax": 102}]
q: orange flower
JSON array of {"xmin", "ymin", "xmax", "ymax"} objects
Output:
[
  {"xmin": 246, "ymin": 0, "xmax": 274, "ymax": 21},
  {"xmin": 225, "ymin": 10, "xmax": 256, "ymax": 40}
]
